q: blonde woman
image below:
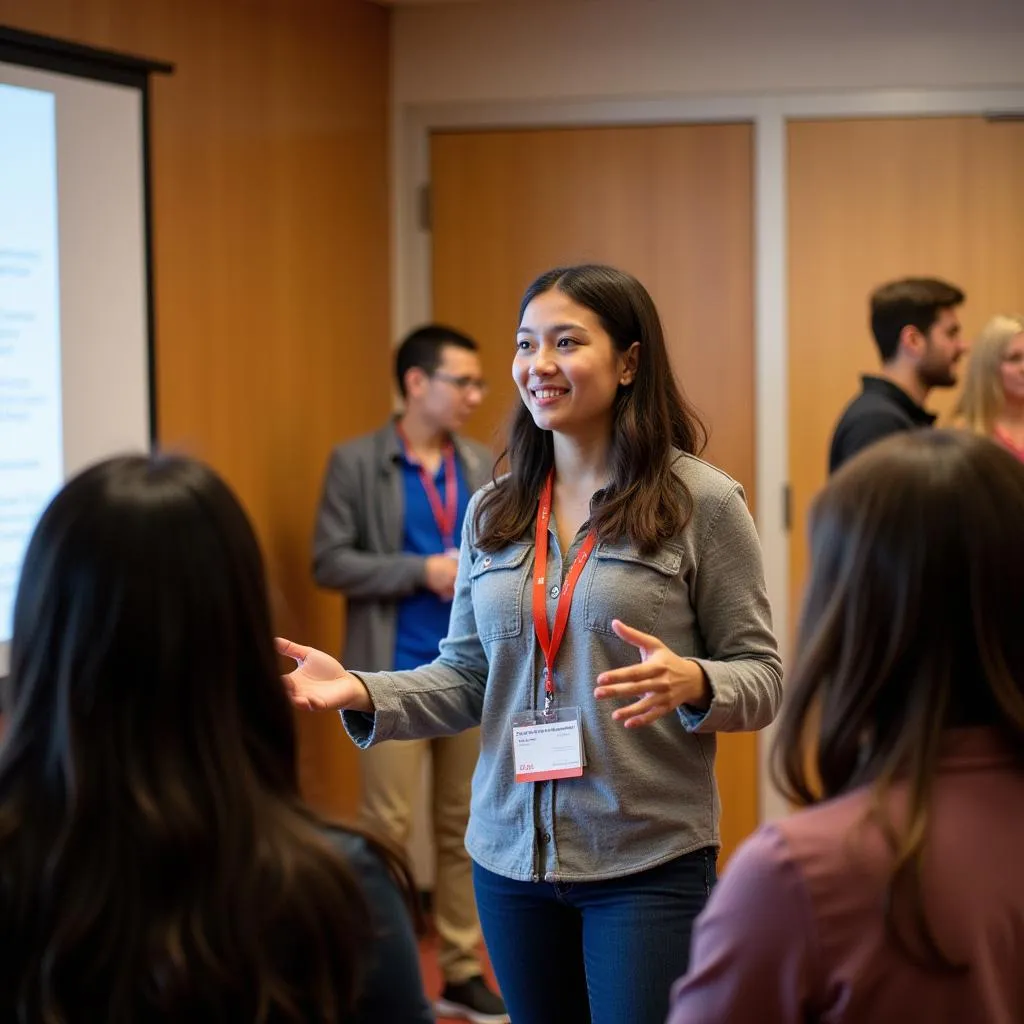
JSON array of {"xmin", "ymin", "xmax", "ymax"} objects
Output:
[{"xmin": 955, "ymin": 313, "xmax": 1024, "ymax": 461}]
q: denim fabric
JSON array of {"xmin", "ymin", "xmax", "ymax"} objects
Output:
[{"xmin": 473, "ymin": 848, "xmax": 717, "ymax": 1024}]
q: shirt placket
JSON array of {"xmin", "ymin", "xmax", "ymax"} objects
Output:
[{"xmin": 534, "ymin": 514, "xmax": 588, "ymax": 882}]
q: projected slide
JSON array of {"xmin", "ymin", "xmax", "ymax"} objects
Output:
[{"xmin": 0, "ymin": 83, "xmax": 63, "ymax": 643}]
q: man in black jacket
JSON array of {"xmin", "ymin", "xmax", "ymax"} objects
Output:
[{"xmin": 829, "ymin": 278, "xmax": 966, "ymax": 473}]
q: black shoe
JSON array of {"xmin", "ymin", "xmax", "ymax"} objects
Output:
[{"xmin": 434, "ymin": 975, "xmax": 510, "ymax": 1023}]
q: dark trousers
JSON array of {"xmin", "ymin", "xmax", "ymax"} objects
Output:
[{"xmin": 473, "ymin": 847, "xmax": 717, "ymax": 1024}]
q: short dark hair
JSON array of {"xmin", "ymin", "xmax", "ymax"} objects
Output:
[
  {"xmin": 870, "ymin": 277, "xmax": 965, "ymax": 363},
  {"xmin": 394, "ymin": 323, "xmax": 478, "ymax": 398}
]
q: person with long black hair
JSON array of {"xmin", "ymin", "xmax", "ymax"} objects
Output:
[{"xmin": 0, "ymin": 454, "xmax": 432, "ymax": 1024}]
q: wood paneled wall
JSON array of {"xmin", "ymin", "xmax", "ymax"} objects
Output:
[
  {"xmin": 788, "ymin": 116, "xmax": 1024, "ymax": 635},
  {"xmin": 0, "ymin": 0, "xmax": 392, "ymax": 817}
]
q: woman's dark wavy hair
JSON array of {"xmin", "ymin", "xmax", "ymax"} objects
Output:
[
  {"xmin": 474, "ymin": 264, "xmax": 707, "ymax": 553},
  {"xmin": 0, "ymin": 454, "xmax": 415, "ymax": 1022},
  {"xmin": 773, "ymin": 429, "xmax": 1024, "ymax": 972}
]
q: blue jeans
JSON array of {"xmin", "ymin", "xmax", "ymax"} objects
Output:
[{"xmin": 473, "ymin": 848, "xmax": 716, "ymax": 1024}]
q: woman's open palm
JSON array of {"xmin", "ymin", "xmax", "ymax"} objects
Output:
[{"xmin": 275, "ymin": 638, "xmax": 372, "ymax": 713}]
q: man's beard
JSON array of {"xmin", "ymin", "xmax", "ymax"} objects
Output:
[{"xmin": 920, "ymin": 359, "xmax": 958, "ymax": 389}]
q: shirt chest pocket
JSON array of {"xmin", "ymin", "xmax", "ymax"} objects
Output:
[
  {"xmin": 469, "ymin": 544, "xmax": 532, "ymax": 641},
  {"xmin": 583, "ymin": 543, "xmax": 684, "ymax": 637}
]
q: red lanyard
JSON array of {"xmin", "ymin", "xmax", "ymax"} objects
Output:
[
  {"xmin": 395, "ymin": 422, "xmax": 459, "ymax": 550},
  {"xmin": 533, "ymin": 471, "xmax": 597, "ymax": 710}
]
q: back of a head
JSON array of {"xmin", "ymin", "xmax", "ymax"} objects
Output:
[
  {"xmin": 775, "ymin": 429, "xmax": 1024, "ymax": 972},
  {"xmin": 777, "ymin": 429, "xmax": 1024, "ymax": 805},
  {"xmin": 0, "ymin": 455, "xmax": 369, "ymax": 1021},
  {"xmin": 955, "ymin": 313, "xmax": 1024, "ymax": 435},
  {"xmin": 870, "ymin": 277, "xmax": 965, "ymax": 363}
]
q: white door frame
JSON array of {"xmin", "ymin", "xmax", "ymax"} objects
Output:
[{"xmin": 393, "ymin": 86, "xmax": 1024, "ymax": 827}]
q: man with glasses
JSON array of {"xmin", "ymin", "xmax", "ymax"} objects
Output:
[{"xmin": 313, "ymin": 325, "xmax": 508, "ymax": 1023}]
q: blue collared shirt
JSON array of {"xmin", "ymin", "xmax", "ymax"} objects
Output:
[{"xmin": 394, "ymin": 452, "xmax": 469, "ymax": 671}]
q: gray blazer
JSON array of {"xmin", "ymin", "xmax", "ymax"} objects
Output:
[
  {"xmin": 343, "ymin": 452, "xmax": 783, "ymax": 883},
  {"xmin": 313, "ymin": 420, "xmax": 494, "ymax": 668}
]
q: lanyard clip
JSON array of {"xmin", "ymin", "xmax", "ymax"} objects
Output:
[{"xmin": 542, "ymin": 669, "xmax": 555, "ymax": 716}]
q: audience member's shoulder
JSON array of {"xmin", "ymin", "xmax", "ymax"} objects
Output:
[
  {"xmin": 771, "ymin": 787, "xmax": 882, "ymax": 880},
  {"xmin": 705, "ymin": 793, "xmax": 879, "ymax": 936},
  {"xmin": 321, "ymin": 825, "xmax": 385, "ymax": 876}
]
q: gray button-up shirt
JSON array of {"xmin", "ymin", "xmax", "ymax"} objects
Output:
[{"xmin": 344, "ymin": 452, "xmax": 782, "ymax": 883}]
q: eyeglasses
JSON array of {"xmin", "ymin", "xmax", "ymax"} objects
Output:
[{"xmin": 432, "ymin": 371, "xmax": 489, "ymax": 395}]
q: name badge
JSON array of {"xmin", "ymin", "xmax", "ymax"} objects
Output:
[{"xmin": 511, "ymin": 707, "xmax": 584, "ymax": 783}]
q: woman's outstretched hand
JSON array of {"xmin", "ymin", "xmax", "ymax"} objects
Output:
[
  {"xmin": 275, "ymin": 638, "xmax": 374, "ymax": 713},
  {"xmin": 593, "ymin": 620, "xmax": 711, "ymax": 728}
]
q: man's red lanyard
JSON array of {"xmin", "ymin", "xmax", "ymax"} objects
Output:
[
  {"xmin": 533, "ymin": 470, "xmax": 598, "ymax": 712},
  {"xmin": 395, "ymin": 422, "xmax": 459, "ymax": 550}
]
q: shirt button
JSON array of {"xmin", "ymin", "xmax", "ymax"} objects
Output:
[
  {"xmin": 549, "ymin": 585, "xmax": 560, "ymax": 598},
  {"xmin": 482, "ymin": 556, "xmax": 492, "ymax": 567},
  {"xmin": 542, "ymin": 831, "xmax": 552, "ymax": 843}
]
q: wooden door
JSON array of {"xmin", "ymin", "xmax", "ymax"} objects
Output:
[
  {"xmin": 431, "ymin": 122, "xmax": 758, "ymax": 863},
  {"xmin": 788, "ymin": 117, "xmax": 1024, "ymax": 635}
]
